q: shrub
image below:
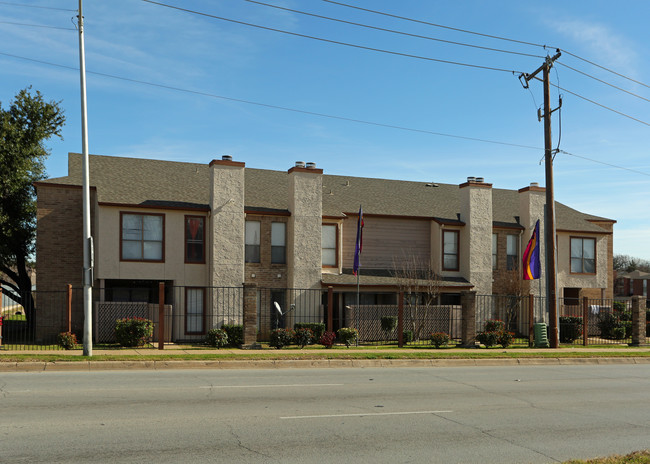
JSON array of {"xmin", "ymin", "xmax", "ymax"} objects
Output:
[
  {"xmin": 380, "ymin": 316, "xmax": 398, "ymax": 333},
  {"xmin": 294, "ymin": 323, "xmax": 325, "ymax": 341},
  {"xmin": 205, "ymin": 328, "xmax": 228, "ymax": 348},
  {"xmin": 337, "ymin": 327, "xmax": 358, "ymax": 347},
  {"xmin": 430, "ymin": 332, "xmax": 450, "ymax": 348},
  {"xmin": 613, "ymin": 300, "xmax": 627, "ymax": 312},
  {"xmin": 498, "ymin": 331, "xmax": 514, "ymax": 348},
  {"xmin": 115, "ymin": 317, "xmax": 153, "ymax": 347},
  {"xmin": 402, "ymin": 330, "xmax": 414, "ymax": 343},
  {"xmin": 269, "ymin": 328, "xmax": 295, "ymax": 349},
  {"xmin": 559, "ymin": 316, "xmax": 583, "ymax": 343},
  {"xmin": 57, "ymin": 331, "xmax": 77, "ymax": 350},
  {"xmin": 484, "ymin": 320, "xmax": 506, "ymax": 333},
  {"xmin": 294, "ymin": 327, "xmax": 314, "ymax": 348},
  {"xmin": 222, "ymin": 324, "xmax": 244, "ymax": 347},
  {"xmin": 318, "ymin": 331, "xmax": 336, "ymax": 348},
  {"xmin": 612, "ymin": 327, "xmax": 626, "ymax": 340},
  {"xmin": 597, "ymin": 312, "xmax": 626, "ymax": 340},
  {"xmin": 476, "ymin": 331, "xmax": 500, "ymax": 348}
]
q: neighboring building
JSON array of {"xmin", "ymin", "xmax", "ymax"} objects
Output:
[
  {"xmin": 35, "ymin": 153, "xmax": 615, "ymax": 338},
  {"xmin": 614, "ymin": 269, "xmax": 650, "ymax": 298}
]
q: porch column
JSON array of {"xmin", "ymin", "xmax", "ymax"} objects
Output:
[
  {"xmin": 630, "ymin": 295, "xmax": 647, "ymax": 346},
  {"xmin": 461, "ymin": 290, "xmax": 477, "ymax": 347},
  {"xmin": 242, "ymin": 283, "xmax": 258, "ymax": 348}
]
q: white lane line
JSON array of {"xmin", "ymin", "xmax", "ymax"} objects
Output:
[
  {"xmin": 281, "ymin": 410, "xmax": 452, "ymax": 419},
  {"xmin": 200, "ymin": 383, "xmax": 344, "ymax": 389}
]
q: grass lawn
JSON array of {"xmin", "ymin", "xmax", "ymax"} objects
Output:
[{"xmin": 564, "ymin": 450, "xmax": 650, "ymax": 463}]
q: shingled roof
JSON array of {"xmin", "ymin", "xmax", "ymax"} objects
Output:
[{"xmin": 37, "ymin": 153, "xmax": 612, "ymax": 233}]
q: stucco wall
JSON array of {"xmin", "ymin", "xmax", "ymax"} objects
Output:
[
  {"xmin": 518, "ymin": 186, "xmax": 546, "ymax": 297},
  {"xmin": 459, "ymin": 183, "xmax": 492, "ymax": 295}
]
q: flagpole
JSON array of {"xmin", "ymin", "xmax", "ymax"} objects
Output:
[{"xmin": 356, "ymin": 270, "xmax": 360, "ymax": 347}]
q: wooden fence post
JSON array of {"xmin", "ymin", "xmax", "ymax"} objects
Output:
[
  {"xmin": 398, "ymin": 291, "xmax": 404, "ymax": 348},
  {"xmin": 327, "ymin": 286, "xmax": 333, "ymax": 333},
  {"xmin": 158, "ymin": 282, "xmax": 165, "ymax": 350},
  {"xmin": 67, "ymin": 284, "xmax": 73, "ymax": 333},
  {"xmin": 582, "ymin": 296, "xmax": 589, "ymax": 346}
]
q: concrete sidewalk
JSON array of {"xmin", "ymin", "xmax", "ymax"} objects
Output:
[{"xmin": 2, "ymin": 345, "xmax": 650, "ymax": 372}]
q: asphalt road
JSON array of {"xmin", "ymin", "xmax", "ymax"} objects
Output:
[{"xmin": 1, "ymin": 365, "xmax": 649, "ymax": 463}]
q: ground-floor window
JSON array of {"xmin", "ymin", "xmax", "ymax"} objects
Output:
[{"xmin": 186, "ymin": 287, "xmax": 205, "ymax": 335}]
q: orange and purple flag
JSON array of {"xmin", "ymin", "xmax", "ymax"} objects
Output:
[{"xmin": 523, "ymin": 219, "xmax": 541, "ymax": 280}]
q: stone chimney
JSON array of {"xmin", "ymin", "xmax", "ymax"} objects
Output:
[
  {"xmin": 287, "ymin": 162, "xmax": 323, "ymax": 289},
  {"xmin": 518, "ymin": 182, "xmax": 546, "ymax": 297},
  {"xmin": 209, "ymin": 156, "xmax": 245, "ymax": 287},
  {"xmin": 459, "ymin": 177, "xmax": 493, "ymax": 295}
]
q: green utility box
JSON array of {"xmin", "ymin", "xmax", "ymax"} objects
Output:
[{"xmin": 533, "ymin": 323, "xmax": 550, "ymax": 348}]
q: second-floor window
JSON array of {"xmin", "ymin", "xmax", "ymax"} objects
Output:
[
  {"xmin": 506, "ymin": 234, "xmax": 518, "ymax": 270},
  {"xmin": 322, "ymin": 224, "xmax": 337, "ymax": 266},
  {"xmin": 185, "ymin": 216, "xmax": 205, "ymax": 263},
  {"xmin": 245, "ymin": 221, "xmax": 260, "ymax": 263},
  {"xmin": 271, "ymin": 222, "xmax": 286, "ymax": 264},
  {"xmin": 442, "ymin": 230, "xmax": 459, "ymax": 271},
  {"xmin": 121, "ymin": 213, "xmax": 164, "ymax": 262},
  {"xmin": 629, "ymin": 279, "xmax": 635, "ymax": 295},
  {"xmin": 570, "ymin": 237, "xmax": 596, "ymax": 274}
]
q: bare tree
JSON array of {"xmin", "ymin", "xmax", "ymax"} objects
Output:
[
  {"xmin": 493, "ymin": 266, "xmax": 526, "ymax": 332},
  {"xmin": 391, "ymin": 251, "xmax": 441, "ymax": 341}
]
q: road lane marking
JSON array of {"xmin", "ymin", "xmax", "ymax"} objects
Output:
[
  {"xmin": 280, "ymin": 410, "xmax": 452, "ymax": 419},
  {"xmin": 200, "ymin": 383, "xmax": 344, "ymax": 389}
]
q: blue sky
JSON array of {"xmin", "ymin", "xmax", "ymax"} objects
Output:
[{"xmin": 2, "ymin": 1, "xmax": 649, "ymax": 258}]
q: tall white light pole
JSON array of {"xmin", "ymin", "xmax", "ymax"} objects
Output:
[{"xmin": 78, "ymin": 0, "xmax": 93, "ymax": 356}]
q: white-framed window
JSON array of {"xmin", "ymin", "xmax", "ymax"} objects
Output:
[
  {"xmin": 570, "ymin": 237, "xmax": 596, "ymax": 274},
  {"xmin": 121, "ymin": 212, "xmax": 164, "ymax": 262},
  {"xmin": 185, "ymin": 287, "xmax": 205, "ymax": 334},
  {"xmin": 322, "ymin": 224, "xmax": 337, "ymax": 267},
  {"xmin": 442, "ymin": 230, "xmax": 459, "ymax": 271},
  {"xmin": 492, "ymin": 233, "xmax": 497, "ymax": 270},
  {"xmin": 506, "ymin": 234, "xmax": 518, "ymax": 271},
  {"xmin": 271, "ymin": 222, "xmax": 286, "ymax": 264},
  {"xmin": 245, "ymin": 221, "xmax": 261, "ymax": 263}
]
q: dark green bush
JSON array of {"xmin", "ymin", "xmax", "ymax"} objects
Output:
[
  {"xmin": 559, "ymin": 316, "xmax": 583, "ymax": 343},
  {"xmin": 270, "ymin": 328, "xmax": 295, "ymax": 349},
  {"xmin": 337, "ymin": 327, "xmax": 358, "ymax": 347},
  {"xmin": 115, "ymin": 317, "xmax": 153, "ymax": 347},
  {"xmin": 476, "ymin": 331, "xmax": 500, "ymax": 348},
  {"xmin": 222, "ymin": 324, "xmax": 243, "ymax": 347},
  {"xmin": 498, "ymin": 331, "xmax": 514, "ymax": 348},
  {"xmin": 205, "ymin": 328, "xmax": 228, "ymax": 348},
  {"xmin": 380, "ymin": 316, "xmax": 397, "ymax": 333},
  {"xmin": 484, "ymin": 320, "xmax": 506, "ymax": 332},
  {"xmin": 294, "ymin": 323, "xmax": 325, "ymax": 340},
  {"xmin": 613, "ymin": 301, "xmax": 627, "ymax": 312},
  {"xmin": 430, "ymin": 332, "xmax": 450, "ymax": 348},
  {"xmin": 293, "ymin": 327, "xmax": 314, "ymax": 348},
  {"xmin": 612, "ymin": 327, "xmax": 626, "ymax": 340},
  {"xmin": 402, "ymin": 330, "xmax": 414, "ymax": 343}
]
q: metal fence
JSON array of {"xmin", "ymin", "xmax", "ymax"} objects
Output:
[
  {"xmin": 558, "ymin": 298, "xmax": 636, "ymax": 345},
  {"xmin": 257, "ymin": 288, "xmax": 325, "ymax": 342},
  {"xmin": 475, "ymin": 294, "xmax": 544, "ymax": 345}
]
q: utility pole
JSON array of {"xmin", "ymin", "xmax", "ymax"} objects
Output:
[
  {"xmin": 520, "ymin": 50, "xmax": 562, "ymax": 348},
  {"xmin": 78, "ymin": 0, "xmax": 93, "ymax": 356}
]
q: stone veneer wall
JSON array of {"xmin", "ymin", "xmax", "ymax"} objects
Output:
[
  {"xmin": 209, "ymin": 159, "xmax": 245, "ymax": 287},
  {"xmin": 287, "ymin": 166, "xmax": 323, "ymax": 289},
  {"xmin": 459, "ymin": 181, "xmax": 493, "ymax": 296},
  {"xmin": 518, "ymin": 185, "xmax": 546, "ymax": 298}
]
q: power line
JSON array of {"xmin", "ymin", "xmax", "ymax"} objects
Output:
[
  {"xmin": 0, "ymin": 20, "xmax": 75, "ymax": 31},
  {"xmin": 323, "ymin": 0, "xmax": 650, "ymax": 92},
  {"xmin": 0, "ymin": 1, "xmax": 76, "ymax": 11},
  {"xmin": 559, "ymin": 150, "xmax": 650, "ymax": 177},
  {"xmin": 244, "ymin": 0, "xmax": 545, "ymax": 60},
  {"xmin": 0, "ymin": 50, "xmax": 540, "ymax": 151},
  {"xmin": 558, "ymin": 62, "xmax": 650, "ymax": 104},
  {"xmin": 140, "ymin": 0, "xmax": 522, "ymax": 74}
]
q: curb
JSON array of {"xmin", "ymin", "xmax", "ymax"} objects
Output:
[{"xmin": 1, "ymin": 357, "xmax": 649, "ymax": 372}]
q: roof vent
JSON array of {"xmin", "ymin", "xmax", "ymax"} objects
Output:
[
  {"xmin": 295, "ymin": 161, "xmax": 305, "ymax": 168},
  {"xmin": 306, "ymin": 162, "xmax": 317, "ymax": 169},
  {"xmin": 476, "ymin": 177, "xmax": 484, "ymax": 183},
  {"xmin": 467, "ymin": 176, "xmax": 476, "ymax": 183},
  {"xmin": 530, "ymin": 182, "xmax": 539, "ymax": 187},
  {"xmin": 221, "ymin": 155, "xmax": 232, "ymax": 161}
]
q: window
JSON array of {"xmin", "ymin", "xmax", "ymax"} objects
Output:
[
  {"xmin": 185, "ymin": 216, "xmax": 205, "ymax": 263},
  {"xmin": 271, "ymin": 222, "xmax": 286, "ymax": 264},
  {"xmin": 442, "ymin": 230, "xmax": 459, "ymax": 271},
  {"xmin": 629, "ymin": 279, "xmax": 634, "ymax": 295},
  {"xmin": 186, "ymin": 288, "xmax": 205, "ymax": 335},
  {"xmin": 506, "ymin": 234, "xmax": 518, "ymax": 271},
  {"xmin": 492, "ymin": 233, "xmax": 497, "ymax": 269},
  {"xmin": 245, "ymin": 221, "xmax": 260, "ymax": 263},
  {"xmin": 322, "ymin": 224, "xmax": 337, "ymax": 266},
  {"xmin": 644, "ymin": 279, "xmax": 647, "ymax": 297},
  {"xmin": 121, "ymin": 213, "xmax": 164, "ymax": 261},
  {"xmin": 570, "ymin": 237, "xmax": 596, "ymax": 274}
]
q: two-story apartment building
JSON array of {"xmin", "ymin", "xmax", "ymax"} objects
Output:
[{"xmin": 35, "ymin": 153, "xmax": 614, "ymax": 339}]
